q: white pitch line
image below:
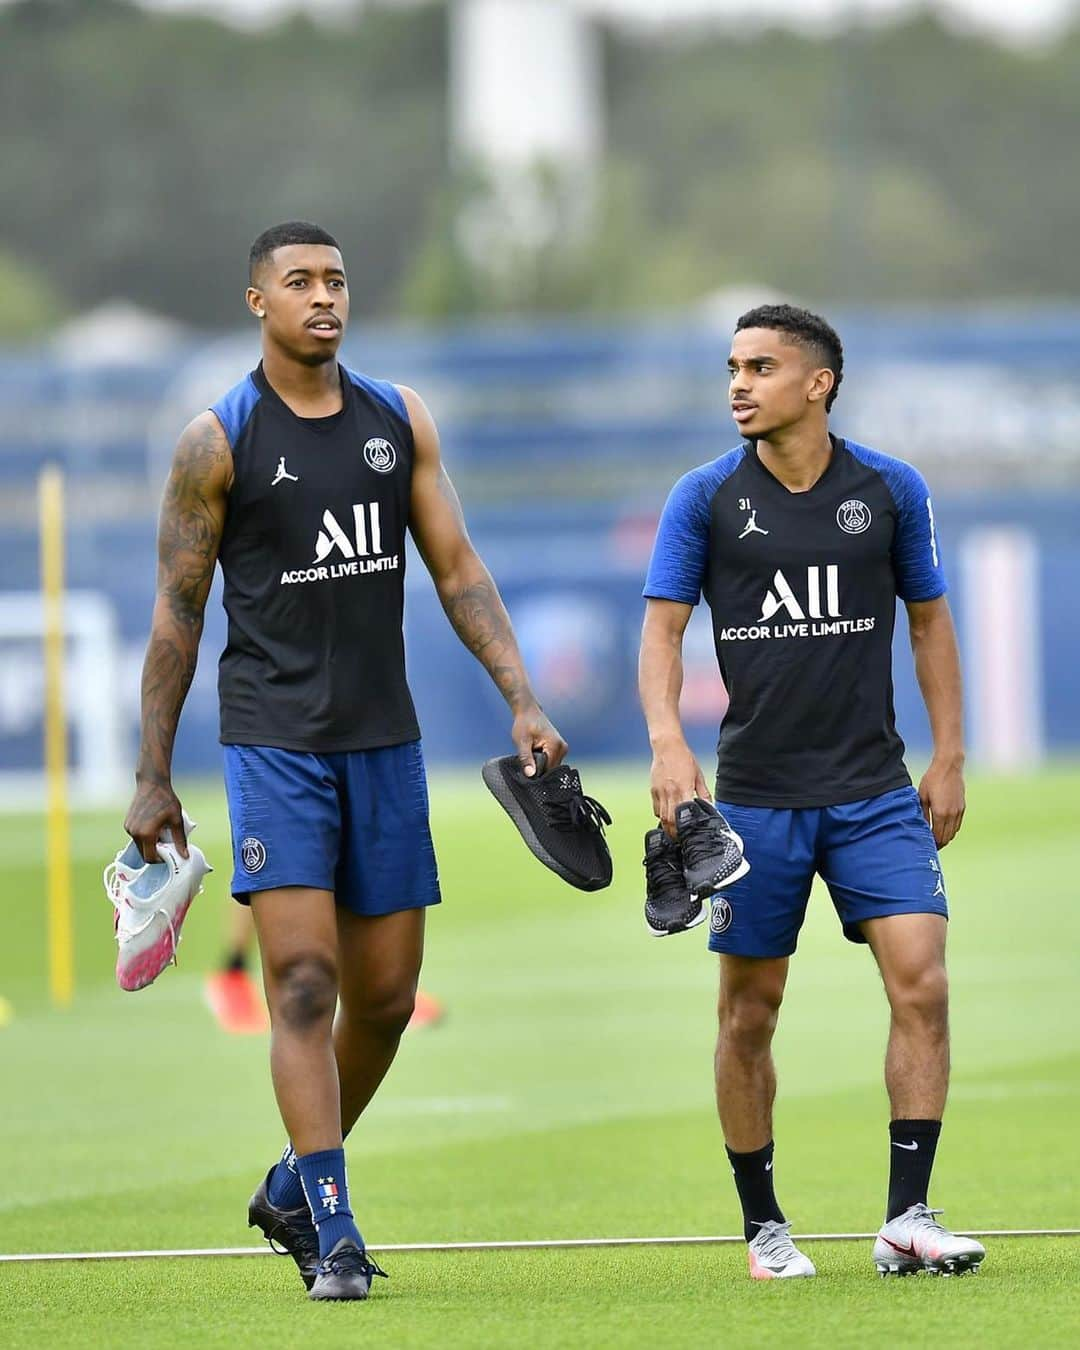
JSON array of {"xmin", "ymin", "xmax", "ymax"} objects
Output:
[{"xmin": 1, "ymin": 1230, "xmax": 1077, "ymax": 1264}]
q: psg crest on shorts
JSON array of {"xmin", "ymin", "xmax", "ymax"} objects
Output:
[
  {"xmin": 836, "ymin": 499, "xmax": 872, "ymax": 534},
  {"xmin": 363, "ymin": 437, "xmax": 397, "ymax": 474},
  {"xmin": 241, "ymin": 837, "xmax": 266, "ymax": 873},
  {"xmin": 709, "ymin": 893, "xmax": 733, "ymax": 935}
]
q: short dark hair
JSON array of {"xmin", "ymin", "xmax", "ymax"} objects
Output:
[
  {"xmin": 735, "ymin": 303, "xmax": 844, "ymax": 411},
  {"xmin": 249, "ymin": 221, "xmax": 340, "ymax": 280}
]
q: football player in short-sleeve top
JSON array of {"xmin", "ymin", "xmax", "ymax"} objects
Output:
[{"xmin": 641, "ymin": 305, "xmax": 983, "ymax": 1279}]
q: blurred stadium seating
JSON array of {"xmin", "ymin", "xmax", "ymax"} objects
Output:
[{"xmin": 2, "ymin": 308, "xmax": 1078, "ymax": 796}]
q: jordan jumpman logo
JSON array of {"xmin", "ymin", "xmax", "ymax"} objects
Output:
[
  {"xmin": 271, "ymin": 456, "xmax": 299, "ymax": 486},
  {"xmin": 738, "ymin": 509, "xmax": 769, "ymax": 539}
]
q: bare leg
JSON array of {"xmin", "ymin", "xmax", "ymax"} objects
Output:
[
  {"xmin": 224, "ymin": 901, "xmax": 257, "ymax": 963},
  {"xmin": 335, "ymin": 907, "xmax": 425, "ymax": 1135},
  {"xmin": 205, "ymin": 900, "xmax": 266, "ymax": 1035},
  {"xmin": 715, "ymin": 954, "xmax": 789, "ymax": 1150},
  {"xmin": 250, "ymin": 887, "xmax": 342, "ymax": 1155},
  {"xmin": 862, "ymin": 913, "xmax": 949, "ymax": 1118}
]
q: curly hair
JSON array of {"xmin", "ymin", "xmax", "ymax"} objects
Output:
[{"xmin": 735, "ymin": 303, "xmax": 844, "ymax": 411}]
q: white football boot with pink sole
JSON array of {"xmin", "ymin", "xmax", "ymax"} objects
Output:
[
  {"xmin": 873, "ymin": 1204, "xmax": 985, "ymax": 1277},
  {"xmin": 747, "ymin": 1221, "xmax": 817, "ymax": 1279},
  {"xmin": 104, "ymin": 813, "xmax": 211, "ymax": 992}
]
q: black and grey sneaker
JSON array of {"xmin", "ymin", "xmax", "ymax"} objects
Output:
[
  {"xmin": 482, "ymin": 753, "xmax": 613, "ymax": 891},
  {"xmin": 643, "ymin": 828, "xmax": 703, "ymax": 936},
  {"xmin": 248, "ymin": 1167, "xmax": 320, "ymax": 1290},
  {"xmin": 675, "ymin": 798, "xmax": 749, "ymax": 898},
  {"xmin": 308, "ymin": 1237, "xmax": 388, "ymax": 1302}
]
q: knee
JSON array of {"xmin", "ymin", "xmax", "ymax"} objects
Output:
[
  {"xmin": 888, "ymin": 963, "xmax": 949, "ymax": 1025},
  {"xmin": 347, "ymin": 979, "xmax": 417, "ymax": 1042},
  {"xmin": 718, "ymin": 982, "xmax": 784, "ymax": 1051},
  {"xmin": 270, "ymin": 954, "xmax": 338, "ymax": 1032}
]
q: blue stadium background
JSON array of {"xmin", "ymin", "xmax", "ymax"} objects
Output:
[{"xmin": 1, "ymin": 308, "xmax": 1078, "ymax": 785}]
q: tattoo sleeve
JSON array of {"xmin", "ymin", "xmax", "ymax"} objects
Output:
[
  {"xmin": 430, "ymin": 469, "xmax": 535, "ymax": 711},
  {"xmin": 444, "ymin": 574, "xmax": 534, "ymax": 709},
  {"xmin": 136, "ymin": 416, "xmax": 229, "ymax": 783}
]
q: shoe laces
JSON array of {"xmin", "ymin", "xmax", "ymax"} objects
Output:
[
  {"xmin": 266, "ymin": 1212, "xmax": 319, "ymax": 1264},
  {"xmin": 269, "ymin": 1227, "xmax": 318, "ymax": 1264},
  {"xmin": 318, "ymin": 1245, "xmax": 388, "ymax": 1281},
  {"xmin": 643, "ymin": 844, "xmax": 685, "ymax": 900},
  {"xmin": 542, "ymin": 781, "xmax": 612, "ymax": 835},
  {"xmin": 751, "ymin": 1220, "xmax": 800, "ymax": 1262},
  {"xmin": 678, "ymin": 807, "xmax": 736, "ymax": 871},
  {"xmin": 104, "ymin": 862, "xmax": 122, "ymax": 902},
  {"xmin": 904, "ymin": 1204, "xmax": 947, "ymax": 1235}
]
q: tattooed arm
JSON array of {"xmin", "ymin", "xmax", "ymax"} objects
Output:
[
  {"xmin": 402, "ymin": 386, "xmax": 567, "ymax": 776},
  {"xmin": 124, "ymin": 412, "xmax": 232, "ymax": 860}
]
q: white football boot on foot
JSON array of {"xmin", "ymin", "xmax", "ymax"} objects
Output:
[
  {"xmin": 873, "ymin": 1204, "xmax": 985, "ymax": 1277},
  {"xmin": 747, "ymin": 1221, "xmax": 816, "ymax": 1279},
  {"xmin": 104, "ymin": 813, "xmax": 211, "ymax": 992}
]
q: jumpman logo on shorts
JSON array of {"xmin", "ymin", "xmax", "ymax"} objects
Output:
[
  {"xmin": 271, "ymin": 457, "xmax": 299, "ymax": 486},
  {"xmin": 739, "ymin": 509, "xmax": 769, "ymax": 539}
]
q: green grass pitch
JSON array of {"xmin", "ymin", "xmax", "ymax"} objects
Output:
[{"xmin": 1, "ymin": 763, "xmax": 1078, "ymax": 1347}]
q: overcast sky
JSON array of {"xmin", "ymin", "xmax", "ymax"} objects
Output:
[{"xmin": 126, "ymin": 0, "xmax": 1077, "ymax": 44}]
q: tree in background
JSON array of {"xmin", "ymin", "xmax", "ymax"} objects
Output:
[
  {"xmin": 0, "ymin": 0, "xmax": 447, "ymax": 327},
  {"xmin": 0, "ymin": 248, "xmax": 68, "ymax": 342},
  {"xmin": 1, "ymin": 1, "xmax": 1078, "ymax": 327}
]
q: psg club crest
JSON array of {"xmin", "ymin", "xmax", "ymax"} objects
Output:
[
  {"xmin": 241, "ymin": 837, "xmax": 266, "ymax": 873},
  {"xmin": 709, "ymin": 893, "xmax": 733, "ymax": 935},
  {"xmin": 836, "ymin": 499, "xmax": 872, "ymax": 534},
  {"xmin": 363, "ymin": 437, "xmax": 396, "ymax": 473}
]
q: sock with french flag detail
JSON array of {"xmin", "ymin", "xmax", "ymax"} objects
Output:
[{"xmin": 296, "ymin": 1148, "xmax": 364, "ymax": 1259}]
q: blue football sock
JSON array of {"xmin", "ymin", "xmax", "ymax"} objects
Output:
[
  {"xmin": 296, "ymin": 1147, "xmax": 364, "ymax": 1259},
  {"xmin": 267, "ymin": 1142, "xmax": 306, "ymax": 1211}
]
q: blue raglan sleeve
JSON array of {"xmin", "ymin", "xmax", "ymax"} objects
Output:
[
  {"xmin": 889, "ymin": 462, "xmax": 947, "ymax": 602},
  {"xmin": 643, "ymin": 469, "xmax": 713, "ymax": 606},
  {"xmin": 209, "ymin": 373, "xmax": 260, "ymax": 450}
]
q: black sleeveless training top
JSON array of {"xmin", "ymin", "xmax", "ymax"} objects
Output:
[{"xmin": 209, "ymin": 362, "xmax": 420, "ymax": 752}]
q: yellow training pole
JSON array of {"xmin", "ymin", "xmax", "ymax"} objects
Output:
[{"xmin": 39, "ymin": 466, "xmax": 74, "ymax": 1007}]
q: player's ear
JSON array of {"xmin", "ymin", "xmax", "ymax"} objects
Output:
[
  {"xmin": 807, "ymin": 367, "xmax": 834, "ymax": 406},
  {"xmin": 245, "ymin": 285, "xmax": 266, "ymax": 320}
]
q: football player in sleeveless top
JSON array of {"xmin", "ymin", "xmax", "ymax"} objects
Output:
[
  {"xmin": 123, "ymin": 221, "xmax": 567, "ymax": 1299},
  {"xmin": 641, "ymin": 305, "xmax": 984, "ymax": 1280}
]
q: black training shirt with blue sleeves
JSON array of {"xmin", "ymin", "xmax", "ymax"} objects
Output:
[
  {"xmin": 644, "ymin": 437, "xmax": 946, "ymax": 808},
  {"xmin": 210, "ymin": 362, "xmax": 420, "ymax": 754}
]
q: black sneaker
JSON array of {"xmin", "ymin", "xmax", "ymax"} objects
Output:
[
  {"xmin": 675, "ymin": 798, "xmax": 749, "ymax": 898},
  {"xmin": 248, "ymin": 1167, "xmax": 320, "ymax": 1290},
  {"xmin": 308, "ymin": 1237, "xmax": 388, "ymax": 1302},
  {"xmin": 482, "ymin": 753, "xmax": 613, "ymax": 891},
  {"xmin": 643, "ymin": 827, "xmax": 703, "ymax": 936}
]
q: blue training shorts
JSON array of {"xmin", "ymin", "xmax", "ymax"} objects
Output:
[
  {"xmin": 707, "ymin": 785, "xmax": 948, "ymax": 958},
  {"xmin": 223, "ymin": 740, "xmax": 441, "ymax": 917}
]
